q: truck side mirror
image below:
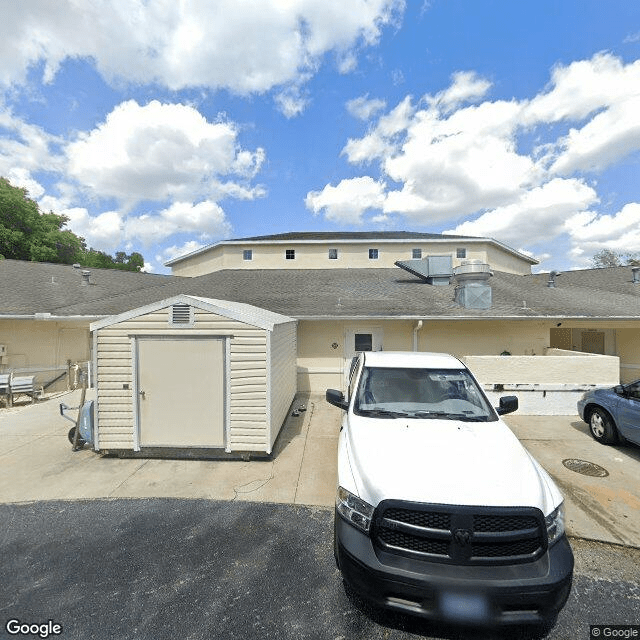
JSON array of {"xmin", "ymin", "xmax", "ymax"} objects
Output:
[
  {"xmin": 496, "ymin": 395, "xmax": 518, "ymax": 415},
  {"xmin": 326, "ymin": 389, "xmax": 348, "ymax": 411}
]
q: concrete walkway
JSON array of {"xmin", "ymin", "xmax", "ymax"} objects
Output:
[
  {"xmin": 0, "ymin": 389, "xmax": 339, "ymax": 507},
  {"xmin": 1, "ymin": 389, "xmax": 639, "ymax": 549}
]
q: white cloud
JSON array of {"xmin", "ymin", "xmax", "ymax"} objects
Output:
[
  {"xmin": 549, "ymin": 96, "xmax": 640, "ymax": 174},
  {"xmin": 309, "ymin": 53, "xmax": 640, "ymax": 263},
  {"xmin": 0, "ymin": 107, "xmax": 64, "ymax": 177},
  {"xmin": 446, "ymin": 178, "xmax": 598, "ymax": 247},
  {"xmin": 125, "ymin": 200, "xmax": 232, "ymax": 246},
  {"xmin": 382, "ymin": 99, "xmax": 533, "ymax": 219},
  {"xmin": 305, "ymin": 176, "xmax": 387, "ymax": 223},
  {"xmin": 346, "ymin": 95, "xmax": 387, "ymax": 120},
  {"xmin": 0, "ymin": 0, "xmax": 404, "ymax": 114},
  {"xmin": 61, "ymin": 207, "xmax": 125, "ymax": 251},
  {"xmin": 65, "ymin": 100, "xmax": 265, "ymax": 206},
  {"xmin": 565, "ymin": 203, "xmax": 640, "ymax": 264},
  {"xmin": 427, "ymin": 71, "xmax": 492, "ymax": 111},
  {"xmin": 522, "ymin": 53, "xmax": 640, "ymax": 125},
  {"xmin": 5, "ymin": 168, "xmax": 45, "ymax": 199},
  {"xmin": 161, "ymin": 240, "xmax": 207, "ymax": 263}
]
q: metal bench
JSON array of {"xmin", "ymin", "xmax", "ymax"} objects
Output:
[{"xmin": 0, "ymin": 374, "xmax": 38, "ymax": 407}]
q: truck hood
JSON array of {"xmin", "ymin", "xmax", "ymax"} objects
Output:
[{"xmin": 346, "ymin": 415, "xmax": 557, "ymax": 514}]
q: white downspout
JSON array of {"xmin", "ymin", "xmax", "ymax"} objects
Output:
[{"xmin": 413, "ymin": 320, "xmax": 423, "ymax": 352}]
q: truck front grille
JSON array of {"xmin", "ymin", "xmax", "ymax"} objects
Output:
[{"xmin": 373, "ymin": 501, "xmax": 546, "ymax": 565}]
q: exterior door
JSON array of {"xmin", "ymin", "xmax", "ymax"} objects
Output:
[
  {"xmin": 343, "ymin": 327, "xmax": 382, "ymax": 390},
  {"xmin": 581, "ymin": 331, "xmax": 605, "ymax": 354},
  {"xmin": 137, "ymin": 338, "xmax": 225, "ymax": 448}
]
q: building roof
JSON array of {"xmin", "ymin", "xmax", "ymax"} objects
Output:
[
  {"xmin": 225, "ymin": 231, "xmax": 472, "ymax": 241},
  {"xmin": 0, "ymin": 259, "xmax": 180, "ymax": 316},
  {"xmin": 18, "ymin": 263, "xmax": 640, "ymax": 321},
  {"xmin": 164, "ymin": 230, "xmax": 538, "ymax": 266}
]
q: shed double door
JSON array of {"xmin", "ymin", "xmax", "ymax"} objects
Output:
[{"xmin": 137, "ymin": 338, "xmax": 225, "ymax": 448}]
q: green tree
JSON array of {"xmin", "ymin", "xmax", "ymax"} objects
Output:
[
  {"xmin": 0, "ymin": 177, "xmax": 144, "ymax": 271},
  {"xmin": 0, "ymin": 177, "xmax": 84, "ymax": 263},
  {"xmin": 591, "ymin": 248, "xmax": 640, "ymax": 268}
]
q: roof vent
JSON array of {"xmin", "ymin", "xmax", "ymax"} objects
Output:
[
  {"xmin": 171, "ymin": 303, "xmax": 192, "ymax": 325},
  {"xmin": 72, "ymin": 263, "xmax": 81, "ymax": 269},
  {"xmin": 453, "ymin": 260, "xmax": 493, "ymax": 309},
  {"xmin": 81, "ymin": 270, "xmax": 91, "ymax": 286},
  {"xmin": 394, "ymin": 255, "xmax": 453, "ymax": 285},
  {"xmin": 547, "ymin": 271, "xmax": 561, "ymax": 288},
  {"xmin": 632, "ymin": 266, "xmax": 640, "ymax": 284}
]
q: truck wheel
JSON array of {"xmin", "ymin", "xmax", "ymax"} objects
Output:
[
  {"xmin": 588, "ymin": 407, "xmax": 618, "ymax": 445},
  {"xmin": 67, "ymin": 427, "xmax": 87, "ymax": 447}
]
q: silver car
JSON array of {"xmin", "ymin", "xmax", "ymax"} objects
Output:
[{"xmin": 577, "ymin": 380, "xmax": 640, "ymax": 446}]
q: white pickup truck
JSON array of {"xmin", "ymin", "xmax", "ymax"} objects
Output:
[{"xmin": 326, "ymin": 351, "xmax": 573, "ymax": 629}]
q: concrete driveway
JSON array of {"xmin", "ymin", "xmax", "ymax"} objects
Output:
[
  {"xmin": 1, "ymin": 389, "xmax": 639, "ymax": 548},
  {"xmin": 0, "ymin": 389, "xmax": 339, "ymax": 507}
]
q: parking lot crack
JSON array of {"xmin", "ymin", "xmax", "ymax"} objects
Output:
[{"xmin": 231, "ymin": 462, "xmax": 275, "ymax": 500}]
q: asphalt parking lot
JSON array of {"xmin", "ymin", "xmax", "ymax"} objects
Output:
[{"xmin": 1, "ymin": 499, "xmax": 640, "ymax": 640}]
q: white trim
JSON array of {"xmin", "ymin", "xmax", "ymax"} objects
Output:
[
  {"xmin": 294, "ymin": 314, "xmax": 640, "ymax": 321},
  {"xmin": 92, "ymin": 331, "xmax": 100, "ymax": 451},
  {"xmin": 224, "ymin": 337, "xmax": 231, "ymax": 453},
  {"xmin": 266, "ymin": 330, "xmax": 272, "ymax": 454},
  {"xmin": 90, "ymin": 294, "xmax": 295, "ymax": 332},
  {"xmin": 131, "ymin": 337, "xmax": 140, "ymax": 451}
]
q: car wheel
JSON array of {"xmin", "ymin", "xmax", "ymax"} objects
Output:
[{"xmin": 588, "ymin": 407, "xmax": 619, "ymax": 445}]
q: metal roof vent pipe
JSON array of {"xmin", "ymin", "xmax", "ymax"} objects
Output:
[
  {"xmin": 81, "ymin": 270, "xmax": 91, "ymax": 286},
  {"xmin": 453, "ymin": 260, "xmax": 493, "ymax": 310},
  {"xmin": 632, "ymin": 266, "xmax": 640, "ymax": 284},
  {"xmin": 547, "ymin": 271, "xmax": 561, "ymax": 288}
]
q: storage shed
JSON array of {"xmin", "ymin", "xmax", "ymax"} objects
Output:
[{"xmin": 90, "ymin": 295, "xmax": 297, "ymax": 458}]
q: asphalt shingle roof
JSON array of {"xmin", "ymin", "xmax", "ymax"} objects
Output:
[
  {"xmin": 0, "ymin": 260, "xmax": 181, "ymax": 315},
  {"xmin": 5, "ymin": 261, "xmax": 634, "ymax": 320},
  {"xmin": 225, "ymin": 231, "xmax": 474, "ymax": 242}
]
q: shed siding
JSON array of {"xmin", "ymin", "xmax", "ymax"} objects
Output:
[
  {"xmin": 95, "ymin": 305, "xmax": 269, "ymax": 451},
  {"xmin": 269, "ymin": 321, "xmax": 298, "ymax": 450}
]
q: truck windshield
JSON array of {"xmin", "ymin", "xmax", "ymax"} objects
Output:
[{"xmin": 354, "ymin": 367, "xmax": 496, "ymax": 421}]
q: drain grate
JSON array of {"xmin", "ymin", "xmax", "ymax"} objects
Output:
[{"xmin": 562, "ymin": 458, "xmax": 609, "ymax": 477}]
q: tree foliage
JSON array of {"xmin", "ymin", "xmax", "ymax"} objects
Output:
[
  {"xmin": 0, "ymin": 177, "xmax": 144, "ymax": 271},
  {"xmin": 591, "ymin": 248, "xmax": 640, "ymax": 268}
]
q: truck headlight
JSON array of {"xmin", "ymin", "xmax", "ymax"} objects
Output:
[
  {"xmin": 545, "ymin": 503, "xmax": 565, "ymax": 546},
  {"xmin": 336, "ymin": 486, "xmax": 375, "ymax": 534}
]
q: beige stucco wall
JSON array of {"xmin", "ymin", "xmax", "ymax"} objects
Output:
[
  {"xmin": 296, "ymin": 318, "xmax": 561, "ymax": 393},
  {"xmin": 170, "ymin": 248, "xmax": 224, "ymax": 277},
  {"xmin": 170, "ymin": 240, "xmax": 534, "ymax": 276},
  {"xmin": 462, "ymin": 353, "xmax": 620, "ymax": 386},
  {"xmin": 0, "ymin": 318, "xmax": 90, "ymax": 392},
  {"xmin": 616, "ymin": 328, "xmax": 640, "ymax": 383}
]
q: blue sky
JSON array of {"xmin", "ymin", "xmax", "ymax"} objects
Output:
[{"xmin": 1, "ymin": 0, "xmax": 639, "ymax": 273}]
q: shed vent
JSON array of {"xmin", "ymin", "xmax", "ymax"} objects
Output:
[{"xmin": 171, "ymin": 304, "xmax": 192, "ymax": 325}]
